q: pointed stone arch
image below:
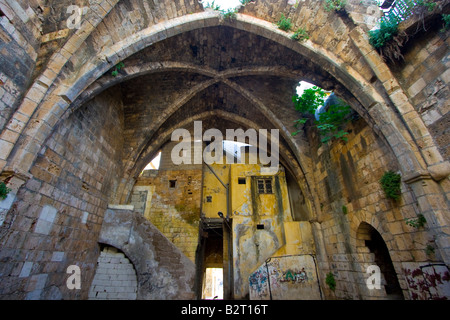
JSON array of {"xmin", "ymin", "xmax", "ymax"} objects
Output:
[
  {"xmin": 1, "ymin": 10, "xmax": 437, "ymax": 184},
  {"xmin": 0, "ymin": 0, "xmax": 448, "ymax": 300}
]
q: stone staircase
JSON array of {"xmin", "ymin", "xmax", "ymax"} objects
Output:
[{"xmin": 98, "ymin": 206, "xmax": 196, "ymax": 299}]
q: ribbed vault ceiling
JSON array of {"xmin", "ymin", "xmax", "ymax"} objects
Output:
[{"xmin": 85, "ymin": 25, "xmax": 349, "ymax": 180}]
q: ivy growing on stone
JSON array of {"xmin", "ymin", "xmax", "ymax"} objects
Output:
[
  {"xmin": 203, "ymin": 1, "xmax": 238, "ymax": 21},
  {"xmin": 369, "ymin": 0, "xmax": 444, "ymax": 63},
  {"xmin": 276, "ymin": 14, "xmax": 292, "ymax": 31},
  {"xmin": 222, "ymin": 8, "xmax": 238, "ymax": 20},
  {"xmin": 291, "ymin": 86, "xmax": 352, "ymax": 143},
  {"xmin": 368, "ymin": 14, "xmax": 400, "ymax": 50},
  {"xmin": 405, "ymin": 214, "xmax": 427, "ymax": 229},
  {"xmin": 379, "ymin": 170, "xmax": 402, "ymax": 201},
  {"xmin": 111, "ymin": 62, "xmax": 125, "ymax": 77},
  {"xmin": 442, "ymin": 14, "xmax": 450, "ymax": 32},
  {"xmin": 425, "ymin": 243, "xmax": 435, "ymax": 256},
  {"xmin": 0, "ymin": 181, "xmax": 11, "ymax": 200},
  {"xmin": 326, "ymin": 272, "xmax": 336, "ymax": 291},
  {"xmin": 324, "ymin": 0, "xmax": 347, "ymax": 13},
  {"xmin": 291, "ymin": 28, "xmax": 309, "ymax": 41},
  {"xmin": 204, "ymin": 0, "xmax": 221, "ymax": 11}
]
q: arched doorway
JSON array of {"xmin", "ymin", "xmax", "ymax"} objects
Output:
[{"xmin": 356, "ymin": 222, "xmax": 404, "ymax": 300}]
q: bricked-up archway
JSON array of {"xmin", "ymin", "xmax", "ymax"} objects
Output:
[{"xmin": 0, "ymin": 0, "xmax": 449, "ymax": 300}]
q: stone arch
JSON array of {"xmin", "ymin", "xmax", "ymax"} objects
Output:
[
  {"xmin": 0, "ymin": 0, "xmax": 448, "ymax": 300},
  {"xmin": 119, "ymin": 109, "xmax": 313, "ymax": 209},
  {"xmin": 4, "ymin": 10, "xmax": 446, "ymax": 269},
  {"xmin": 1, "ymin": 10, "xmax": 435, "ymax": 185}
]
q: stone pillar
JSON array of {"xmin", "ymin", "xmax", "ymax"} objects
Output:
[{"xmin": 404, "ymin": 174, "xmax": 450, "ymax": 266}]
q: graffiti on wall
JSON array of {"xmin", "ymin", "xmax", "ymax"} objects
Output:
[
  {"xmin": 280, "ymin": 268, "xmax": 309, "ymax": 283},
  {"xmin": 249, "ymin": 268, "xmax": 270, "ymax": 299},
  {"xmin": 249, "ymin": 255, "xmax": 321, "ymax": 300},
  {"xmin": 402, "ymin": 263, "xmax": 450, "ymax": 300}
]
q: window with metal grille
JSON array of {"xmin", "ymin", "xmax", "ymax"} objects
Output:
[{"xmin": 257, "ymin": 178, "xmax": 273, "ymax": 194}]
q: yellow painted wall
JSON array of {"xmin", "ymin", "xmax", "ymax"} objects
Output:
[
  {"xmin": 130, "ymin": 168, "xmax": 202, "ymax": 263},
  {"xmin": 202, "ymin": 163, "xmax": 230, "ymax": 219},
  {"xmin": 201, "ymin": 153, "xmax": 312, "ymax": 299}
]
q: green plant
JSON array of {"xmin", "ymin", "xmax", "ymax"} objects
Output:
[
  {"xmin": 416, "ymin": 0, "xmax": 437, "ymax": 12},
  {"xmin": 342, "ymin": 205, "xmax": 348, "ymax": 215},
  {"xmin": 277, "ymin": 14, "xmax": 292, "ymax": 31},
  {"xmin": 425, "ymin": 244, "xmax": 435, "ymax": 256},
  {"xmin": 368, "ymin": 15, "xmax": 400, "ymax": 49},
  {"xmin": 324, "ymin": 0, "xmax": 347, "ymax": 12},
  {"xmin": 368, "ymin": 0, "xmax": 441, "ymax": 62},
  {"xmin": 405, "ymin": 214, "xmax": 427, "ymax": 228},
  {"xmin": 380, "ymin": 170, "xmax": 402, "ymax": 200},
  {"xmin": 222, "ymin": 8, "xmax": 237, "ymax": 20},
  {"xmin": 291, "ymin": 27, "xmax": 309, "ymax": 41},
  {"xmin": 204, "ymin": 0, "xmax": 221, "ymax": 10},
  {"xmin": 316, "ymin": 102, "xmax": 352, "ymax": 143},
  {"xmin": 292, "ymin": 88, "xmax": 352, "ymax": 143},
  {"xmin": 239, "ymin": 0, "xmax": 254, "ymax": 4},
  {"xmin": 442, "ymin": 14, "xmax": 450, "ymax": 32},
  {"xmin": 204, "ymin": 1, "xmax": 238, "ymax": 20},
  {"xmin": 111, "ymin": 61, "xmax": 125, "ymax": 77},
  {"xmin": 326, "ymin": 272, "xmax": 336, "ymax": 291},
  {"xmin": 0, "ymin": 181, "xmax": 11, "ymax": 200}
]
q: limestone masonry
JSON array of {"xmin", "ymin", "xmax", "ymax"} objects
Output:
[{"xmin": 0, "ymin": 0, "xmax": 449, "ymax": 300}]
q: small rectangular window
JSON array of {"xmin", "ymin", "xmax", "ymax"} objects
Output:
[
  {"xmin": 206, "ymin": 196, "xmax": 212, "ymax": 203},
  {"xmin": 257, "ymin": 178, "xmax": 273, "ymax": 194},
  {"xmin": 169, "ymin": 180, "xmax": 177, "ymax": 188},
  {"xmin": 256, "ymin": 224, "xmax": 265, "ymax": 230},
  {"xmin": 257, "ymin": 179, "xmax": 265, "ymax": 193},
  {"xmin": 238, "ymin": 177, "xmax": 246, "ymax": 184}
]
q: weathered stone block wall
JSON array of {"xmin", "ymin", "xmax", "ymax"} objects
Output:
[
  {"xmin": 129, "ymin": 142, "xmax": 202, "ymax": 263},
  {"xmin": 0, "ymin": 0, "xmax": 448, "ymax": 300},
  {"xmin": 0, "ymin": 87, "xmax": 124, "ymax": 299},
  {"xmin": 0, "ymin": 0, "xmax": 42, "ymax": 132},
  {"xmin": 307, "ymin": 104, "xmax": 449, "ymax": 300},
  {"xmin": 391, "ymin": 26, "xmax": 450, "ymax": 160},
  {"xmin": 310, "ymin": 115, "xmax": 439, "ymax": 299}
]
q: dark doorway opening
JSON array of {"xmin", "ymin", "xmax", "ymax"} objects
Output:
[
  {"xmin": 358, "ymin": 222, "xmax": 404, "ymax": 299},
  {"xmin": 197, "ymin": 219, "xmax": 224, "ymax": 299}
]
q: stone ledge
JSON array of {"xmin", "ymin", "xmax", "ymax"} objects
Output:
[
  {"xmin": 427, "ymin": 161, "xmax": 450, "ymax": 181},
  {"xmin": 107, "ymin": 204, "xmax": 135, "ymax": 210}
]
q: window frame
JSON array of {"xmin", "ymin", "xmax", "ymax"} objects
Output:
[{"xmin": 256, "ymin": 177, "xmax": 273, "ymax": 194}]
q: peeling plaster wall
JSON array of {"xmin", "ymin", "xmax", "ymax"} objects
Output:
[{"xmin": 202, "ymin": 160, "xmax": 293, "ymax": 299}]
